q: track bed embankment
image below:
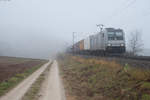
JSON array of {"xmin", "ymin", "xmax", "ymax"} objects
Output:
[
  {"xmin": 79, "ymin": 54, "xmax": 150, "ymax": 69},
  {"xmin": 58, "ymin": 55, "xmax": 150, "ymax": 100}
]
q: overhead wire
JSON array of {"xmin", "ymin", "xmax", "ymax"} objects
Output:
[
  {"xmin": 106, "ymin": 0, "xmax": 137, "ymax": 26},
  {"xmin": 75, "ymin": 0, "xmax": 138, "ymax": 41}
]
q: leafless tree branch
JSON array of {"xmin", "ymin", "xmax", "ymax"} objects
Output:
[{"xmin": 129, "ymin": 30, "xmax": 144, "ymax": 56}]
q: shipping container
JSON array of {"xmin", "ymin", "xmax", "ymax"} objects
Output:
[
  {"xmin": 84, "ymin": 37, "xmax": 90, "ymax": 50},
  {"xmin": 79, "ymin": 40, "xmax": 84, "ymax": 51}
]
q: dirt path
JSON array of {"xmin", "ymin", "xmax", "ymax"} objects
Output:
[
  {"xmin": 38, "ymin": 60, "xmax": 66, "ymax": 100},
  {"xmin": 0, "ymin": 61, "xmax": 51, "ymax": 100}
]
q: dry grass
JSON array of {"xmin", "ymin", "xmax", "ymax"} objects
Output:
[{"xmin": 58, "ymin": 54, "xmax": 150, "ymax": 100}]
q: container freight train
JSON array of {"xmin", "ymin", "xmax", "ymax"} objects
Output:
[{"xmin": 71, "ymin": 28, "xmax": 126, "ymax": 55}]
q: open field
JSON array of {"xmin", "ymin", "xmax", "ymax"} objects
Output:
[
  {"xmin": 0, "ymin": 56, "xmax": 47, "ymax": 96},
  {"xmin": 58, "ymin": 54, "xmax": 150, "ymax": 100}
]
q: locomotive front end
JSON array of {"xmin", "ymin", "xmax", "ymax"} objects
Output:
[{"xmin": 106, "ymin": 28, "xmax": 126, "ymax": 53}]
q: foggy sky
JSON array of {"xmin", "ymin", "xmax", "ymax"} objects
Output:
[{"xmin": 0, "ymin": 0, "xmax": 150, "ymax": 58}]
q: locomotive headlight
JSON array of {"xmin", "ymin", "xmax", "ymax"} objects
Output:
[
  {"xmin": 120, "ymin": 43, "xmax": 124, "ymax": 46},
  {"xmin": 107, "ymin": 43, "xmax": 111, "ymax": 46}
]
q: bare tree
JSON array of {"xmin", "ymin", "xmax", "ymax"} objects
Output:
[{"xmin": 129, "ymin": 30, "xmax": 144, "ymax": 56}]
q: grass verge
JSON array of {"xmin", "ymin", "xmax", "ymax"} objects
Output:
[
  {"xmin": 58, "ymin": 54, "xmax": 150, "ymax": 100},
  {"xmin": 22, "ymin": 61, "xmax": 52, "ymax": 100},
  {"xmin": 0, "ymin": 61, "xmax": 47, "ymax": 97}
]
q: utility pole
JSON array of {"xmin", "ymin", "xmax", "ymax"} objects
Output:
[
  {"xmin": 96, "ymin": 24, "xmax": 104, "ymax": 32},
  {"xmin": 72, "ymin": 32, "xmax": 75, "ymax": 54}
]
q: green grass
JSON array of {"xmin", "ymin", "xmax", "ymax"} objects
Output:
[
  {"xmin": 0, "ymin": 62, "xmax": 47, "ymax": 97},
  {"xmin": 141, "ymin": 82, "xmax": 150, "ymax": 89},
  {"xmin": 142, "ymin": 94, "xmax": 150, "ymax": 100}
]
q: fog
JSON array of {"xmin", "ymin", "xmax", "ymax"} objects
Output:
[{"xmin": 0, "ymin": 0, "xmax": 150, "ymax": 59}]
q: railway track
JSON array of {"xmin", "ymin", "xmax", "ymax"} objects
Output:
[
  {"xmin": 107, "ymin": 54, "xmax": 150, "ymax": 61},
  {"xmin": 73, "ymin": 53, "xmax": 150, "ymax": 62}
]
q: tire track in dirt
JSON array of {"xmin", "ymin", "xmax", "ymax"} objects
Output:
[{"xmin": 38, "ymin": 60, "xmax": 66, "ymax": 100}]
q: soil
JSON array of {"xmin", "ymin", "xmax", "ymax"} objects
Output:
[
  {"xmin": 38, "ymin": 61, "xmax": 66, "ymax": 100},
  {"xmin": 0, "ymin": 61, "xmax": 51, "ymax": 100},
  {"xmin": 0, "ymin": 56, "xmax": 45, "ymax": 82}
]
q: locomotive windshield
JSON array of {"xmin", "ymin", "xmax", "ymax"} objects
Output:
[
  {"xmin": 116, "ymin": 32, "xmax": 123, "ymax": 40},
  {"xmin": 108, "ymin": 32, "xmax": 115, "ymax": 40},
  {"xmin": 108, "ymin": 31, "xmax": 123, "ymax": 40}
]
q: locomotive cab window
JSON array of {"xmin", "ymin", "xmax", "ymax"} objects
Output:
[
  {"xmin": 116, "ymin": 32, "xmax": 123, "ymax": 40},
  {"xmin": 108, "ymin": 32, "xmax": 115, "ymax": 40}
]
